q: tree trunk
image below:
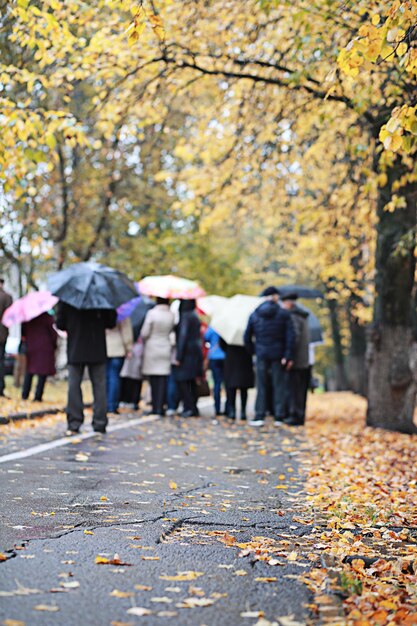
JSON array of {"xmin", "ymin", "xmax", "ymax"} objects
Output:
[
  {"xmin": 327, "ymin": 298, "xmax": 349, "ymax": 391},
  {"xmin": 366, "ymin": 162, "xmax": 417, "ymax": 433},
  {"xmin": 347, "ymin": 308, "xmax": 367, "ymax": 396}
]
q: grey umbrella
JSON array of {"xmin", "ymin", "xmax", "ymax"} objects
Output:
[
  {"xmin": 48, "ymin": 262, "xmax": 137, "ymax": 310},
  {"xmin": 278, "ymin": 284, "xmax": 323, "ymax": 299}
]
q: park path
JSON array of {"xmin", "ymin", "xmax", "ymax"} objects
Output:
[{"xmin": 0, "ymin": 402, "xmax": 322, "ymax": 626}]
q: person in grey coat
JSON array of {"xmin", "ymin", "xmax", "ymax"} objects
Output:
[
  {"xmin": 175, "ymin": 299, "xmax": 203, "ymax": 417},
  {"xmin": 280, "ymin": 293, "xmax": 310, "ymax": 425},
  {"xmin": 141, "ymin": 298, "xmax": 175, "ymax": 416}
]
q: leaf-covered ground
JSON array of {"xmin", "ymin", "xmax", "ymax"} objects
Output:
[{"xmin": 302, "ymin": 393, "xmax": 417, "ymax": 625}]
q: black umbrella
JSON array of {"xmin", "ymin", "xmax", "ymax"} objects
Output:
[
  {"xmin": 48, "ymin": 262, "xmax": 137, "ymax": 310},
  {"xmin": 129, "ymin": 297, "xmax": 155, "ymax": 340},
  {"xmin": 278, "ymin": 284, "xmax": 323, "ymax": 299}
]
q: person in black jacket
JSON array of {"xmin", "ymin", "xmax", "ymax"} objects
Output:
[
  {"xmin": 220, "ymin": 338, "xmax": 254, "ymax": 421},
  {"xmin": 175, "ymin": 299, "xmax": 203, "ymax": 417},
  {"xmin": 56, "ymin": 302, "xmax": 117, "ymax": 434},
  {"xmin": 244, "ymin": 286, "xmax": 294, "ymax": 426}
]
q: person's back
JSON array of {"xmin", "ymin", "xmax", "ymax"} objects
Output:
[
  {"xmin": 57, "ymin": 303, "xmax": 116, "ymax": 364},
  {"xmin": 245, "ymin": 300, "xmax": 293, "ymax": 361}
]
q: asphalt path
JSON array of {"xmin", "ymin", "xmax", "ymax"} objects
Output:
[{"xmin": 0, "ymin": 400, "xmax": 317, "ymax": 626}]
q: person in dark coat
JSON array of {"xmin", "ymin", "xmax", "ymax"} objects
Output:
[
  {"xmin": 56, "ymin": 302, "xmax": 117, "ymax": 434},
  {"xmin": 281, "ymin": 293, "xmax": 310, "ymax": 425},
  {"xmin": 175, "ymin": 299, "xmax": 203, "ymax": 417},
  {"xmin": 21, "ymin": 312, "xmax": 57, "ymax": 401},
  {"xmin": 244, "ymin": 286, "xmax": 295, "ymax": 426},
  {"xmin": 0, "ymin": 278, "xmax": 13, "ymax": 397},
  {"xmin": 220, "ymin": 338, "xmax": 254, "ymax": 421}
]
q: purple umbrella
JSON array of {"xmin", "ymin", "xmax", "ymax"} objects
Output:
[{"xmin": 117, "ymin": 296, "xmax": 142, "ymax": 322}]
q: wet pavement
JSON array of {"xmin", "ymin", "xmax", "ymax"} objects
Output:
[{"xmin": 0, "ymin": 401, "xmax": 317, "ymax": 625}]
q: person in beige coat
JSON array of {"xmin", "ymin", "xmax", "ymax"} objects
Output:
[
  {"xmin": 105, "ymin": 317, "xmax": 133, "ymax": 413},
  {"xmin": 141, "ymin": 298, "xmax": 175, "ymax": 416}
]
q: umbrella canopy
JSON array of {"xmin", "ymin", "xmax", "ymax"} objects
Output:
[
  {"xmin": 117, "ymin": 295, "xmax": 155, "ymax": 340},
  {"xmin": 197, "ymin": 295, "xmax": 228, "ymax": 317},
  {"xmin": 211, "ymin": 294, "xmax": 263, "ymax": 346},
  {"xmin": 138, "ymin": 275, "xmax": 206, "ymax": 300},
  {"xmin": 2, "ymin": 291, "xmax": 58, "ymax": 328},
  {"xmin": 48, "ymin": 262, "xmax": 137, "ymax": 310},
  {"xmin": 297, "ymin": 304, "xmax": 324, "ymax": 343},
  {"xmin": 278, "ymin": 284, "xmax": 323, "ymax": 299}
]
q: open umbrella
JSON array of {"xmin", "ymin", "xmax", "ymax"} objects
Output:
[
  {"xmin": 278, "ymin": 284, "xmax": 323, "ymax": 299},
  {"xmin": 2, "ymin": 291, "xmax": 58, "ymax": 328},
  {"xmin": 197, "ymin": 295, "xmax": 228, "ymax": 317},
  {"xmin": 117, "ymin": 295, "xmax": 155, "ymax": 340},
  {"xmin": 211, "ymin": 295, "xmax": 263, "ymax": 346},
  {"xmin": 138, "ymin": 275, "xmax": 206, "ymax": 300},
  {"xmin": 48, "ymin": 262, "xmax": 137, "ymax": 310}
]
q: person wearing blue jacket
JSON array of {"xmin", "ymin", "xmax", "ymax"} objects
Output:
[
  {"xmin": 204, "ymin": 326, "xmax": 226, "ymax": 416},
  {"xmin": 244, "ymin": 286, "xmax": 295, "ymax": 426}
]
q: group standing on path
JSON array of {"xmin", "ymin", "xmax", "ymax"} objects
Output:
[{"xmin": 0, "ymin": 269, "xmax": 316, "ymax": 434}]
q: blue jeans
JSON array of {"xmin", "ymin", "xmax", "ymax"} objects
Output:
[
  {"xmin": 255, "ymin": 358, "xmax": 286, "ymax": 419},
  {"xmin": 209, "ymin": 359, "xmax": 224, "ymax": 414},
  {"xmin": 106, "ymin": 357, "xmax": 124, "ymax": 412},
  {"xmin": 167, "ymin": 372, "xmax": 179, "ymax": 411}
]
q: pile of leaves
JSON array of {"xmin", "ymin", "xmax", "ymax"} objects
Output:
[{"xmin": 302, "ymin": 393, "xmax": 417, "ymax": 625}]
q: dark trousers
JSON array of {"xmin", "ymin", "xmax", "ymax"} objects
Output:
[
  {"xmin": 67, "ymin": 362, "xmax": 107, "ymax": 432},
  {"xmin": 120, "ymin": 377, "xmax": 142, "ymax": 409},
  {"xmin": 0, "ymin": 342, "xmax": 6, "ymax": 395},
  {"xmin": 227, "ymin": 387, "xmax": 248, "ymax": 418},
  {"xmin": 209, "ymin": 359, "xmax": 225, "ymax": 414},
  {"xmin": 178, "ymin": 379, "xmax": 198, "ymax": 415},
  {"xmin": 106, "ymin": 357, "xmax": 124, "ymax": 412},
  {"xmin": 255, "ymin": 358, "xmax": 286, "ymax": 419},
  {"xmin": 167, "ymin": 372, "xmax": 179, "ymax": 411},
  {"xmin": 149, "ymin": 375, "xmax": 168, "ymax": 415},
  {"xmin": 287, "ymin": 368, "xmax": 310, "ymax": 424},
  {"xmin": 22, "ymin": 373, "xmax": 47, "ymax": 401}
]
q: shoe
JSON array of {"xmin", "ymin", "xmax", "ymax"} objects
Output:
[
  {"xmin": 65, "ymin": 429, "xmax": 79, "ymax": 436},
  {"xmin": 283, "ymin": 417, "xmax": 304, "ymax": 426},
  {"xmin": 166, "ymin": 409, "xmax": 175, "ymax": 417},
  {"xmin": 249, "ymin": 419, "xmax": 265, "ymax": 427},
  {"xmin": 108, "ymin": 408, "xmax": 119, "ymax": 415},
  {"xmin": 240, "ymin": 414, "xmax": 247, "ymax": 421},
  {"xmin": 182, "ymin": 410, "xmax": 193, "ymax": 418},
  {"xmin": 93, "ymin": 427, "xmax": 106, "ymax": 434},
  {"xmin": 227, "ymin": 412, "xmax": 236, "ymax": 420},
  {"xmin": 274, "ymin": 417, "xmax": 285, "ymax": 426}
]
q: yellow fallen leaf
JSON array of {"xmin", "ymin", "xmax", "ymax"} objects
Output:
[
  {"xmin": 100, "ymin": 496, "xmax": 108, "ymax": 501},
  {"xmin": 274, "ymin": 485, "xmax": 288, "ymax": 489},
  {"xmin": 287, "ymin": 551, "xmax": 298, "ymax": 561},
  {"xmin": 110, "ymin": 590, "xmax": 134, "ymax": 598},
  {"xmin": 134, "ymin": 585, "xmax": 152, "ymax": 591},
  {"xmin": 255, "ymin": 577, "xmax": 277, "ymax": 583},
  {"xmin": 141, "ymin": 556, "xmax": 160, "ymax": 561},
  {"xmin": 179, "ymin": 597, "xmax": 214, "ymax": 608},
  {"xmin": 3, "ymin": 620, "xmax": 26, "ymax": 626},
  {"xmin": 169, "ymin": 480, "xmax": 177, "ymax": 490},
  {"xmin": 95, "ymin": 556, "xmax": 110, "ymax": 564},
  {"xmin": 33, "ymin": 605, "xmax": 59, "ymax": 612},
  {"xmin": 0, "ymin": 553, "xmax": 8, "ymax": 561},
  {"xmin": 159, "ymin": 571, "xmax": 204, "ymax": 581},
  {"xmin": 241, "ymin": 611, "xmax": 264, "ymax": 618},
  {"xmin": 234, "ymin": 569, "xmax": 248, "ymax": 576},
  {"xmin": 84, "ymin": 530, "xmax": 94, "ymax": 535}
]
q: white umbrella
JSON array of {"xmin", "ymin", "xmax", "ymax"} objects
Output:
[
  {"xmin": 211, "ymin": 294, "xmax": 263, "ymax": 346},
  {"xmin": 197, "ymin": 295, "xmax": 228, "ymax": 317}
]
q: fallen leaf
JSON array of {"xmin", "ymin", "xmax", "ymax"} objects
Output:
[
  {"xmin": 134, "ymin": 585, "xmax": 152, "ymax": 591},
  {"xmin": 169, "ymin": 480, "xmax": 177, "ymax": 490},
  {"xmin": 159, "ymin": 571, "xmax": 204, "ymax": 581},
  {"xmin": 255, "ymin": 577, "xmax": 277, "ymax": 583},
  {"xmin": 84, "ymin": 530, "xmax": 94, "ymax": 535},
  {"xmin": 150, "ymin": 597, "xmax": 172, "ymax": 603},
  {"xmin": 0, "ymin": 554, "xmax": 8, "ymax": 561},
  {"xmin": 141, "ymin": 556, "xmax": 159, "ymax": 561},
  {"xmin": 100, "ymin": 496, "xmax": 108, "ymax": 501},
  {"xmin": 33, "ymin": 605, "xmax": 59, "ymax": 612},
  {"xmin": 241, "ymin": 611, "xmax": 265, "ymax": 618},
  {"xmin": 126, "ymin": 607, "xmax": 152, "ymax": 616},
  {"xmin": 60, "ymin": 581, "xmax": 80, "ymax": 589},
  {"xmin": 234, "ymin": 569, "xmax": 248, "ymax": 576},
  {"xmin": 3, "ymin": 620, "xmax": 26, "ymax": 626},
  {"xmin": 178, "ymin": 597, "xmax": 214, "ymax": 608},
  {"xmin": 110, "ymin": 590, "xmax": 134, "ymax": 598}
]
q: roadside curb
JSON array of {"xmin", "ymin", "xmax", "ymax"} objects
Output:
[{"xmin": 0, "ymin": 407, "xmax": 63, "ymax": 425}]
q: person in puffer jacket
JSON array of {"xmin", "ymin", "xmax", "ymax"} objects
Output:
[{"xmin": 244, "ymin": 286, "xmax": 294, "ymax": 426}]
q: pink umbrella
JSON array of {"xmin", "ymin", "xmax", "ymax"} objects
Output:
[
  {"xmin": 2, "ymin": 291, "xmax": 59, "ymax": 328},
  {"xmin": 138, "ymin": 275, "xmax": 206, "ymax": 300}
]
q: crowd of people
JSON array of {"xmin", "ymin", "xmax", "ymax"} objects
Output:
[{"xmin": 0, "ymin": 279, "xmax": 313, "ymax": 434}]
